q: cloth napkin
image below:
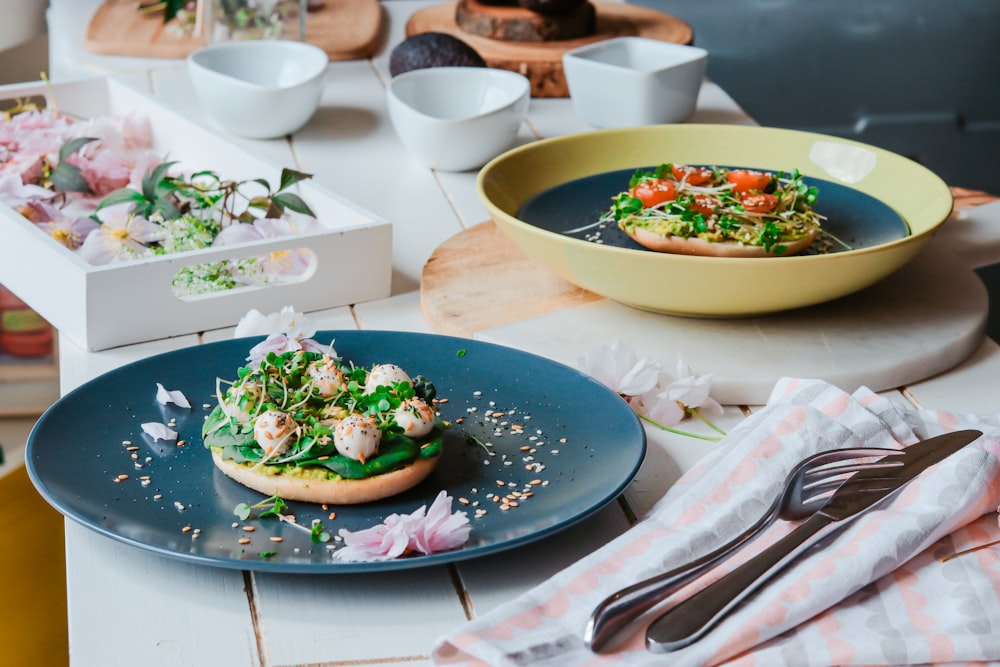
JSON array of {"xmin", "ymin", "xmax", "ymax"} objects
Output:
[{"xmin": 432, "ymin": 378, "xmax": 1000, "ymax": 666}]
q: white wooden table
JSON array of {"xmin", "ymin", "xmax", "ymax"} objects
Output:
[{"xmin": 43, "ymin": 2, "xmax": 1000, "ymax": 665}]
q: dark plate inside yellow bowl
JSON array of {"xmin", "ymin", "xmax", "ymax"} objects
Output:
[{"xmin": 518, "ymin": 166, "xmax": 910, "ymax": 253}]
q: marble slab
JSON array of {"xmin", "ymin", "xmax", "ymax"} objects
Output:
[{"xmin": 476, "ymin": 237, "xmax": 989, "ymax": 405}]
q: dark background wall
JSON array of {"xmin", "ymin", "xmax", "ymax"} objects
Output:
[{"xmin": 627, "ymin": 0, "xmax": 1000, "ymax": 193}]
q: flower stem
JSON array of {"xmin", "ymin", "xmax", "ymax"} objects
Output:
[
  {"xmin": 690, "ymin": 408, "xmax": 727, "ymax": 436},
  {"xmin": 938, "ymin": 538, "xmax": 1000, "ymax": 563},
  {"xmin": 638, "ymin": 413, "xmax": 723, "ymax": 441}
]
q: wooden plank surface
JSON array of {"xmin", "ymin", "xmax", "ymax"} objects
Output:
[
  {"xmin": 405, "ymin": 1, "xmax": 692, "ymax": 97},
  {"xmin": 85, "ymin": 0, "xmax": 382, "ymax": 60}
]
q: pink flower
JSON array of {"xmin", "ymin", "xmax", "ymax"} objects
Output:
[
  {"xmin": 578, "ymin": 338, "xmax": 726, "ymax": 439},
  {"xmin": 214, "ymin": 216, "xmax": 323, "ymax": 283},
  {"xmin": 66, "ymin": 148, "xmax": 134, "ymax": 197},
  {"xmin": 576, "ymin": 337, "xmax": 661, "ymax": 397},
  {"xmin": 236, "ymin": 306, "xmax": 328, "ymax": 364},
  {"xmin": 36, "ymin": 214, "xmax": 100, "ymax": 250},
  {"xmin": 661, "ymin": 360, "xmax": 724, "ymax": 418},
  {"xmin": 0, "ymin": 172, "xmax": 55, "ymax": 207},
  {"xmin": 334, "ymin": 492, "xmax": 471, "ymax": 562},
  {"xmin": 77, "ymin": 202, "xmax": 166, "ymax": 264}
]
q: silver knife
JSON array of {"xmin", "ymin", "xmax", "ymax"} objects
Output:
[{"xmin": 645, "ymin": 428, "xmax": 983, "ymax": 653}]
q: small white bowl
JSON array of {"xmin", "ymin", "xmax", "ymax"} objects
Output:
[
  {"xmin": 187, "ymin": 40, "xmax": 328, "ymax": 139},
  {"xmin": 563, "ymin": 37, "xmax": 708, "ymax": 129},
  {"xmin": 386, "ymin": 66, "xmax": 530, "ymax": 172}
]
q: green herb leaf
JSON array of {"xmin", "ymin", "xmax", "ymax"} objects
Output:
[
  {"xmin": 97, "ymin": 188, "xmax": 147, "ymax": 211},
  {"xmin": 310, "ymin": 522, "xmax": 331, "ymax": 543},
  {"xmin": 58, "ymin": 136, "xmax": 97, "ymax": 162},
  {"xmin": 279, "ymin": 168, "xmax": 313, "ymax": 192},
  {"xmin": 271, "ymin": 192, "xmax": 315, "ymax": 217},
  {"xmin": 50, "ymin": 161, "xmax": 92, "ymax": 194}
]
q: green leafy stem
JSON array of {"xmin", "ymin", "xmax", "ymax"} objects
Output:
[{"xmin": 234, "ymin": 493, "xmax": 332, "ymax": 544}]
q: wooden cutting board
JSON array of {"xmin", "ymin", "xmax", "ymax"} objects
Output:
[
  {"xmin": 420, "ymin": 189, "xmax": 996, "ymax": 405},
  {"xmin": 405, "ymin": 1, "xmax": 692, "ymax": 97},
  {"xmin": 85, "ymin": 0, "xmax": 382, "ymax": 61}
]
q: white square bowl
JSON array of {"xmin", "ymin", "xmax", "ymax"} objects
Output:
[{"xmin": 563, "ymin": 36, "xmax": 708, "ymax": 129}]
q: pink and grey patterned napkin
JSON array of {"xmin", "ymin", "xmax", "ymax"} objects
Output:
[{"xmin": 432, "ymin": 378, "xmax": 1000, "ymax": 666}]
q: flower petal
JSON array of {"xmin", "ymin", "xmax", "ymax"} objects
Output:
[
  {"xmin": 141, "ymin": 422, "xmax": 178, "ymax": 442},
  {"xmin": 155, "ymin": 382, "xmax": 191, "ymax": 408}
]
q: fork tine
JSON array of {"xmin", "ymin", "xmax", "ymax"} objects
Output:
[{"xmin": 799, "ymin": 475, "xmax": 902, "ymax": 506}]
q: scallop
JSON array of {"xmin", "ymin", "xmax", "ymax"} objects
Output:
[
  {"xmin": 393, "ymin": 398, "xmax": 436, "ymax": 437},
  {"xmin": 307, "ymin": 357, "xmax": 345, "ymax": 398},
  {"xmin": 253, "ymin": 410, "xmax": 297, "ymax": 459},
  {"xmin": 334, "ymin": 413, "xmax": 381, "ymax": 462},
  {"xmin": 364, "ymin": 363, "xmax": 412, "ymax": 394}
]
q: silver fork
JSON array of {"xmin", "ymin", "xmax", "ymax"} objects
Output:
[{"xmin": 584, "ymin": 446, "xmax": 906, "ymax": 653}]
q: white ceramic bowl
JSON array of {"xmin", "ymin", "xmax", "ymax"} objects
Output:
[
  {"xmin": 386, "ymin": 66, "xmax": 530, "ymax": 172},
  {"xmin": 563, "ymin": 36, "xmax": 708, "ymax": 129},
  {"xmin": 187, "ymin": 40, "xmax": 328, "ymax": 139}
]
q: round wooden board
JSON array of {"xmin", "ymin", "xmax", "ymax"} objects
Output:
[
  {"xmin": 420, "ymin": 189, "xmax": 996, "ymax": 339},
  {"xmin": 404, "ymin": 1, "xmax": 693, "ymax": 97},
  {"xmin": 421, "ymin": 220, "xmax": 604, "ymax": 337},
  {"xmin": 85, "ymin": 0, "xmax": 382, "ymax": 60}
]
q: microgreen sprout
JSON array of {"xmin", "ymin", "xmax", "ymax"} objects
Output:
[
  {"xmin": 234, "ymin": 493, "xmax": 287, "ymax": 520},
  {"xmin": 465, "ymin": 433, "xmax": 493, "ymax": 453},
  {"xmin": 234, "ymin": 493, "xmax": 332, "ymax": 545}
]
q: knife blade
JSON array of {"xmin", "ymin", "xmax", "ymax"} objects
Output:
[{"xmin": 644, "ymin": 428, "xmax": 983, "ymax": 653}]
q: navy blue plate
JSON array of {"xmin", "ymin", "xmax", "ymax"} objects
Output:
[
  {"xmin": 26, "ymin": 331, "xmax": 645, "ymax": 573},
  {"xmin": 519, "ymin": 166, "xmax": 910, "ymax": 252}
]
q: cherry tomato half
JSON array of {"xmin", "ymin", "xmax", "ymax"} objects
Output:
[
  {"xmin": 670, "ymin": 164, "xmax": 715, "ymax": 186},
  {"xmin": 727, "ymin": 169, "xmax": 771, "ymax": 194},
  {"xmin": 740, "ymin": 193, "xmax": 779, "ymax": 213},
  {"xmin": 689, "ymin": 194, "xmax": 717, "ymax": 216},
  {"xmin": 631, "ymin": 178, "xmax": 676, "ymax": 208}
]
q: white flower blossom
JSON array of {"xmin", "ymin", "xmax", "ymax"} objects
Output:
[
  {"xmin": 577, "ymin": 338, "xmax": 725, "ymax": 439},
  {"xmin": 236, "ymin": 306, "xmax": 330, "ymax": 364},
  {"xmin": 576, "ymin": 337, "xmax": 661, "ymax": 397}
]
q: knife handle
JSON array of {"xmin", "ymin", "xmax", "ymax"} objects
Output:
[{"xmin": 645, "ymin": 514, "xmax": 836, "ymax": 653}]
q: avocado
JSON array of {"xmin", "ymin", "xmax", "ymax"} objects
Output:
[
  {"xmin": 517, "ymin": 0, "xmax": 587, "ymax": 15},
  {"xmin": 389, "ymin": 32, "xmax": 488, "ymax": 77}
]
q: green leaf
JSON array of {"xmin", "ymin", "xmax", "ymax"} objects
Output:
[
  {"xmin": 97, "ymin": 188, "xmax": 146, "ymax": 211},
  {"xmin": 50, "ymin": 161, "xmax": 92, "ymax": 194},
  {"xmin": 279, "ymin": 168, "xmax": 312, "ymax": 192},
  {"xmin": 164, "ymin": 0, "xmax": 187, "ymax": 22},
  {"xmin": 58, "ymin": 136, "xmax": 97, "ymax": 161},
  {"xmin": 234, "ymin": 503, "xmax": 251, "ymax": 520},
  {"xmin": 271, "ymin": 192, "xmax": 315, "ymax": 217},
  {"xmin": 310, "ymin": 522, "xmax": 331, "ymax": 543},
  {"xmin": 142, "ymin": 161, "xmax": 178, "ymax": 201}
]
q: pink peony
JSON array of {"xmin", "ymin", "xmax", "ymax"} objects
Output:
[{"xmin": 334, "ymin": 492, "xmax": 471, "ymax": 562}]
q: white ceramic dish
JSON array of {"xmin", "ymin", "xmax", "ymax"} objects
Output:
[
  {"xmin": 563, "ymin": 36, "xmax": 708, "ymax": 128},
  {"xmin": 187, "ymin": 40, "xmax": 328, "ymax": 139},
  {"xmin": 386, "ymin": 66, "xmax": 530, "ymax": 172}
]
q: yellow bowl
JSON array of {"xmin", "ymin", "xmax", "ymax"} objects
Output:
[{"xmin": 477, "ymin": 124, "xmax": 953, "ymax": 317}]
